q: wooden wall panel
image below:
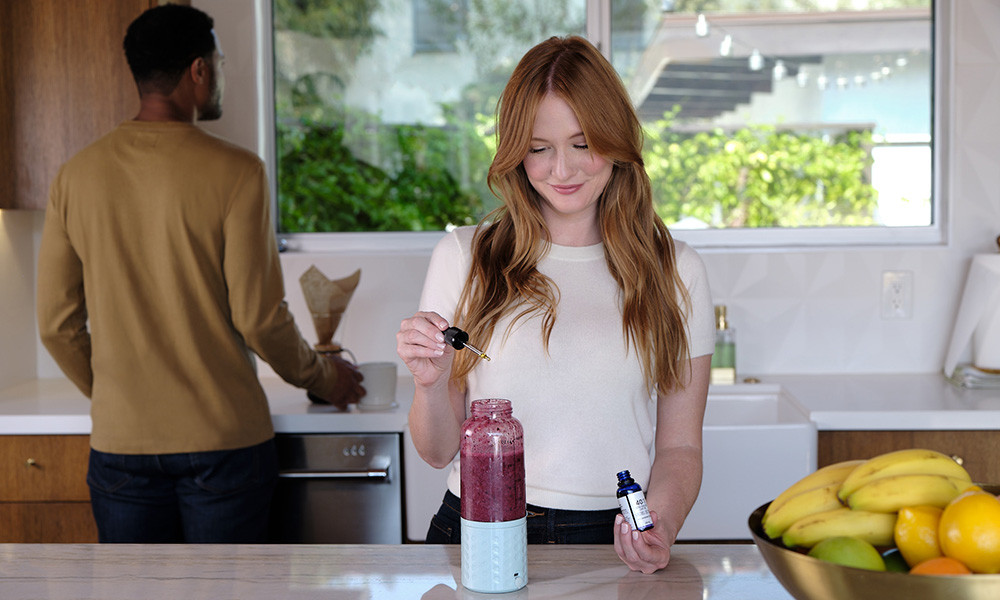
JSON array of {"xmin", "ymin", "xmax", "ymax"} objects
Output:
[
  {"xmin": 2, "ymin": 0, "xmax": 154, "ymax": 209},
  {"xmin": 0, "ymin": 2, "xmax": 14, "ymax": 207}
]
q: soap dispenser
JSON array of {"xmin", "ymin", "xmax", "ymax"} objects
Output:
[{"xmin": 711, "ymin": 305, "xmax": 736, "ymax": 385}]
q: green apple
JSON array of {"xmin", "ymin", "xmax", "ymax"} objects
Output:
[{"xmin": 807, "ymin": 536, "xmax": 887, "ymax": 571}]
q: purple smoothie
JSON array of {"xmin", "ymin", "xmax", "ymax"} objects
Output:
[{"xmin": 460, "ymin": 399, "xmax": 526, "ymax": 523}]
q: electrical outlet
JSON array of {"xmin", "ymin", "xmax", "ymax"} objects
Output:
[{"xmin": 881, "ymin": 270, "xmax": 914, "ymax": 320}]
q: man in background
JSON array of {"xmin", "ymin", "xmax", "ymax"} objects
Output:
[{"xmin": 36, "ymin": 4, "xmax": 363, "ymax": 543}]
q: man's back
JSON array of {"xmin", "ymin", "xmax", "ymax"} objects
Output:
[
  {"xmin": 39, "ymin": 120, "xmax": 302, "ymax": 454},
  {"xmin": 35, "ymin": 3, "xmax": 361, "ymax": 544}
]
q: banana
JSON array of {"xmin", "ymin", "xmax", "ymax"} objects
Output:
[
  {"xmin": 837, "ymin": 449, "xmax": 972, "ymax": 502},
  {"xmin": 781, "ymin": 507, "xmax": 897, "ymax": 549},
  {"xmin": 768, "ymin": 459, "xmax": 865, "ymax": 510},
  {"xmin": 846, "ymin": 473, "xmax": 970, "ymax": 513},
  {"xmin": 762, "ymin": 482, "xmax": 846, "ymax": 539}
]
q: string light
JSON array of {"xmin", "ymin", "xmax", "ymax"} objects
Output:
[
  {"xmin": 772, "ymin": 59, "xmax": 787, "ymax": 81},
  {"xmin": 689, "ymin": 12, "xmax": 910, "ymax": 92},
  {"xmin": 695, "ymin": 14, "xmax": 709, "ymax": 37},
  {"xmin": 719, "ymin": 34, "xmax": 732, "ymax": 57}
]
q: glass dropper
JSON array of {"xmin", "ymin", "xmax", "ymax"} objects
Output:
[{"xmin": 443, "ymin": 327, "xmax": 491, "ymax": 362}]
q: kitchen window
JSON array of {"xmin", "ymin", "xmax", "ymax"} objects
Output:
[{"xmin": 269, "ymin": 0, "xmax": 939, "ymax": 250}]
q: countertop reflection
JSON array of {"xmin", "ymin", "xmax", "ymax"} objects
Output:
[{"xmin": 0, "ymin": 543, "xmax": 792, "ymax": 599}]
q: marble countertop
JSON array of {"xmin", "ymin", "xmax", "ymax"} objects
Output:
[
  {"xmin": 2, "ymin": 372, "xmax": 1000, "ymax": 434},
  {"xmin": 0, "ymin": 543, "xmax": 791, "ymax": 600}
]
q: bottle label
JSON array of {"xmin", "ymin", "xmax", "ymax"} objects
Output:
[{"xmin": 618, "ymin": 491, "xmax": 653, "ymax": 531}]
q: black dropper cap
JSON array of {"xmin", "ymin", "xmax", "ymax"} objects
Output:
[{"xmin": 442, "ymin": 327, "xmax": 491, "ymax": 361}]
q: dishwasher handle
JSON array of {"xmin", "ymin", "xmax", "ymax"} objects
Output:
[{"xmin": 278, "ymin": 455, "xmax": 391, "ymax": 480}]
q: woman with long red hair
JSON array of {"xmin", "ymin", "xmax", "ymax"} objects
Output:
[{"xmin": 397, "ymin": 35, "xmax": 714, "ymax": 573}]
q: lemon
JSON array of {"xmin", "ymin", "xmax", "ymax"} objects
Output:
[
  {"xmin": 894, "ymin": 505, "xmax": 943, "ymax": 568},
  {"xmin": 939, "ymin": 488, "xmax": 1000, "ymax": 574},
  {"xmin": 807, "ymin": 536, "xmax": 886, "ymax": 571}
]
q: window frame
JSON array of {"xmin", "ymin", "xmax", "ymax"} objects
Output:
[{"xmin": 261, "ymin": 0, "xmax": 947, "ymax": 254}]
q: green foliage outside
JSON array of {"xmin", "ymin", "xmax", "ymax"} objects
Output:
[
  {"xmin": 644, "ymin": 113, "xmax": 876, "ymax": 228},
  {"xmin": 273, "ymin": 0, "xmax": 380, "ymax": 42},
  {"xmin": 277, "ymin": 114, "xmax": 489, "ymax": 232},
  {"xmin": 278, "ymin": 109, "xmax": 877, "ymax": 232},
  {"xmin": 273, "ymin": 0, "xmax": 883, "ymax": 233}
]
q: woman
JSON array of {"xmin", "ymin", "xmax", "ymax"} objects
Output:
[{"xmin": 396, "ymin": 36, "xmax": 714, "ymax": 574}]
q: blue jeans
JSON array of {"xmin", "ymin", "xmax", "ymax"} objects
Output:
[
  {"xmin": 87, "ymin": 439, "xmax": 278, "ymax": 543},
  {"xmin": 426, "ymin": 490, "xmax": 618, "ymax": 544}
]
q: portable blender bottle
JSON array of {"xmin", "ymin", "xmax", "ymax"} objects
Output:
[{"xmin": 460, "ymin": 398, "xmax": 527, "ymax": 593}]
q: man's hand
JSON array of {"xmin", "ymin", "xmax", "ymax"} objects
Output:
[{"xmin": 318, "ymin": 354, "xmax": 366, "ymax": 409}]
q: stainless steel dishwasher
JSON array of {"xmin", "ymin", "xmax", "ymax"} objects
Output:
[{"xmin": 267, "ymin": 433, "xmax": 404, "ymax": 543}]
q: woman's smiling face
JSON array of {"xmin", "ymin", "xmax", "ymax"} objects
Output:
[{"xmin": 522, "ymin": 93, "xmax": 613, "ymax": 246}]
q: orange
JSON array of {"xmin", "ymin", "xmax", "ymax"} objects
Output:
[
  {"xmin": 938, "ymin": 488, "xmax": 1000, "ymax": 574},
  {"xmin": 909, "ymin": 556, "xmax": 972, "ymax": 575},
  {"xmin": 894, "ymin": 505, "xmax": 943, "ymax": 568}
]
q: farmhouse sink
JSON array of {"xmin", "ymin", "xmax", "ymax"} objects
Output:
[{"xmin": 678, "ymin": 384, "xmax": 816, "ymax": 540}]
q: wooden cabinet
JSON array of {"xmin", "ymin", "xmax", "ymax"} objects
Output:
[
  {"xmin": 0, "ymin": 435, "xmax": 97, "ymax": 542},
  {"xmin": 0, "ymin": 0, "xmax": 155, "ymax": 209},
  {"xmin": 818, "ymin": 430, "xmax": 1000, "ymax": 485}
]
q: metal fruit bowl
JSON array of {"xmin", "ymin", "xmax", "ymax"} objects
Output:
[{"xmin": 748, "ymin": 501, "xmax": 1000, "ymax": 600}]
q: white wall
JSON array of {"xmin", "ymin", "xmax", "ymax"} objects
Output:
[
  {"xmin": 5, "ymin": 0, "xmax": 1000, "ymax": 391},
  {"xmin": 0, "ymin": 211, "xmax": 41, "ymax": 386}
]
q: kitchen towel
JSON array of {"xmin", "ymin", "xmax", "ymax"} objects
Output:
[{"xmin": 943, "ymin": 254, "xmax": 1000, "ymax": 375}]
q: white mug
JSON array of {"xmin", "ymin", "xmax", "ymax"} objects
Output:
[{"xmin": 357, "ymin": 362, "xmax": 397, "ymax": 408}]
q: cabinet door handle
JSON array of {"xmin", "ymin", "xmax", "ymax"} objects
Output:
[
  {"xmin": 25, "ymin": 458, "xmax": 38, "ymax": 467},
  {"xmin": 951, "ymin": 454, "xmax": 965, "ymax": 466}
]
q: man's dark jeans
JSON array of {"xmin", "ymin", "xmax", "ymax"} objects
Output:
[{"xmin": 87, "ymin": 438, "xmax": 278, "ymax": 543}]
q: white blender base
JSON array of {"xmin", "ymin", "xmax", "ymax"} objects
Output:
[{"xmin": 460, "ymin": 516, "xmax": 527, "ymax": 593}]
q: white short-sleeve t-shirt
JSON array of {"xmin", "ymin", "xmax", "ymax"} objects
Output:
[{"xmin": 419, "ymin": 226, "xmax": 715, "ymax": 510}]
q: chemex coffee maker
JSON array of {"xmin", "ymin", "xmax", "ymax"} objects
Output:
[{"xmin": 299, "ymin": 266, "xmax": 361, "ymax": 403}]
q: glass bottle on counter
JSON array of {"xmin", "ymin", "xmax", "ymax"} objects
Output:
[
  {"xmin": 460, "ymin": 398, "xmax": 527, "ymax": 593},
  {"xmin": 711, "ymin": 305, "xmax": 736, "ymax": 385}
]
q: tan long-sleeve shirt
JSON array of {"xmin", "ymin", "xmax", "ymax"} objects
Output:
[{"xmin": 38, "ymin": 120, "xmax": 338, "ymax": 454}]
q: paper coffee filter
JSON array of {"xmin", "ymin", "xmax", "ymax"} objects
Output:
[{"xmin": 299, "ymin": 266, "xmax": 361, "ymax": 349}]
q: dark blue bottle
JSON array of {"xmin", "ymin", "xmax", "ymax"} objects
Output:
[{"xmin": 616, "ymin": 470, "xmax": 653, "ymax": 531}]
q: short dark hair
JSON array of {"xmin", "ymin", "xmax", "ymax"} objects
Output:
[{"xmin": 123, "ymin": 4, "xmax": 216, "ymax": 94}]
